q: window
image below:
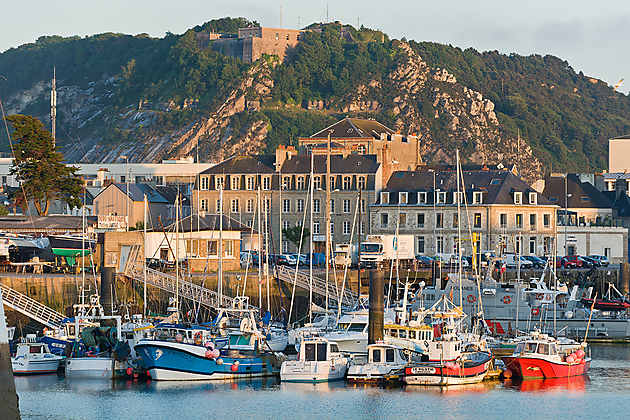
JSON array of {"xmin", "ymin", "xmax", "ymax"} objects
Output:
[
  {"xmin": 208, "ymin": 240, "xmax": 218, "ymax": 256},
  {"xmin": 330, "ymin": 199, "xmax": 335, "ymax": 213},
  {"xmin": 381, "ymin": 213, "xmax": 389, "ymax": 228},
  {"xmin": 400, "ymin": 192, "xmax": 408, "ymax": 204},
  {"xmin": 529, "ymin": 192, "xmax": 537, "ymax": 205},
  {"xmin": 314, "ymin": 199, "xmax": 320, "ymax": 213},
  {"xmin": 343, "ymin": 220, "xmax": 351, "ymax": 235},
  {"xmin": 381, "ymin": 192, "xmax": 390, "ymax": 204},
  {"xmin": 330, "ymin": 221, "xmax": 334, "ymax": 235},
  {"xmin": 264, "ymin": 198, "xmax": 271, "ymax": 213},
  {"xmin": 313, "ymin": 221, "xmax": 320, "ymax": 234},
  {"xmin": 500, "ymin": 213, "xmax": 507, "ymax": 228},
  {"xmin": 120, "ymin": 175, "xmax": 126, "ymax": 183},
  {"xmin": 437, "ymin": 191, "xmax": 446, "ymax": 204},
  {"xmin": 216, "ymin": 199, "xmax": 222, "ymax": 213},
  {"xmin": 436, "ymin": 213, "xmax": 444, "ymax": 228},
  {"xmin": 417, "ymin": 213, "xmax": 425, "ymax": 228},
  {"xmin": 358, "ymin": 176, "xmax": 366, "ymax": 190},
  {"xmin": 452, "ymin": 213, "xmax": 458, "ymax": 228},
  {"xmin": 361, "ymin": 199, "xmax": 366, "ymax": 213},
  {"xmin": 372, "ymin": 349, "xmax": 381, "ymax": 363},
  {"xmin": 282, "ymin": 241, "xmax": 289, "ymax": 253},
  {"xmin": 360, "ymin": 222, "xmax": 365, "ymax": 234},
  {"xmin": 343, "ymin": 199, "xmax": 351, "ymax": 213},
  {"xmin": 357, "ymin": 145, "xmax": 366, "ymax": 154},
  {"xmin": 343, "ymin": 176, "xmax": 351, "ymax": 190},
  {"xmin": 282, "ymin": 176, "xmax": 291, "ymax": 190},
  {"xmin": 386, "ymin": 348, "xmax": 395, "ymax": 363},
  {"xmin": 200, "ymin": 199, "xmax": 208, "ymax": 211},
  {"xmin": 437, "ymin": 236, "xmax": 444, "ymax": 253},
  {"xmin": 474, "ymin": 213, "xmax": 482, "ymax": 228},
  {"xmin": 262, "ymin": 176, "xmax": 270, "ymax": 190},
  {"xmin": 417, "ymin": 236, "xmax": 425, "ymax": 254},
  {"xmin": 246, "ymin": 219, "xmax": 253, "ymax": 228},
  {"xmin": 296, "ymin": 176, "xmax": 305, "ymax": 190},
  {"xmin": 246, "ymin": 199, "xmax": 254, "ymax": 213},
  {"xmin": 544, "ymin": 214, "xmax": 551, "ymax": 228},
  {"xmin": 215, "ymin": 176, "xmax": 224, "ymax": 189},
  {"xmin": 515, "ymin": 236, "xmax": 522, "ymax": 254},
  {"xmin": 473, "ymin": 191, "xmax": 483, "ymax": 204},
  {"xmin": 529, "ymin": 214, "xmax": 536, "ymax": 230},
  {"xmin": 230, "ymin": 199, "xmax": 239, "ymax": 213},
  {"xmin": 246, "ymin": 176, "xmax": 255, "ymax": 190},
  {"xmin": 399, "ymin": 213, "xmax": 407, "ymax": 226},
  {"xmin": 418, "ymin": 192, "xmax": 427, "ymax": 204},
  {"xmin": 283, "ymin": 220, "xmax": 290, "ymax": 230},
  {"xmin": 200, "ymin": 176, "xmax": 209, "ymax": 190},
  {"xmin": 516, "ymin": 214, "xmax": 523, "ymax": 229},
  {"xmin": 544, "ymin": 237, "xmax": 553, "ymax": 254},
  {"xmin": 297, "ymin": 199, "xmax": 305, "ymax": 213},
  {"xmin": 453, "ymin": 191, "xmax": 463, "ymax": 204},
  {"xmin": 529, "ymin": 237, "xmax": 536, "ymax": 254},
  {"xmin": 514, "ymin": 192, "xmax": 523, "ymax": 205},
  {"xmin": 231, "ymin": 176, "xmax": 240, "ymax": 190},
  {"xmin": 313, "ymin": 176, "xmax": 322, "ymax": 190},
  {"xmin": 282, "ymin": 199, "xmax": 291, "ymax": 213},
  {"xmin": 330, "ymin": 176, "xmax": 335, "ymax": 191},
  {"xmin": 223, "ymin": 240, "xmax": 233, "ymax": 257}
]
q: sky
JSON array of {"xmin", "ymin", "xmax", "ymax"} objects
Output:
[{"xmin": 1, "ymin": 0, "xmax": 628, "ymax": 93}]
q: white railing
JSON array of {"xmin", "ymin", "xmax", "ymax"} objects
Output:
[
  {"xmin": 0, "ymin": 283, "xmax": 65, "ymax": 329},
  {"xmin": 275, "ymin": 266, "xmax": 357, "ymax": 306}
]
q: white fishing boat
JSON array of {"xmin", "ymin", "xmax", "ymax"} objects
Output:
[
  {"xmin": 65, "ymin": 357, "xmax": 115, "ymax": 378},
  {"xmin": 280, "ymin": 337, "xmax": 349, "ymax": 383},
  {"xmin": 11, "ymin": 335, "xmax": 63, "ymax": 375},
  {"xmin": 347, "ymin": 342, "xmax": 408, "ymax": 383}
]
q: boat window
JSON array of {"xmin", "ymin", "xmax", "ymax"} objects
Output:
[
  {"xmin": 317, "ymin": 343, "xmax": 327, "ymax": 361},
  {"xmin": 390, "ymin": 329, "xmax": 398, "ymax": 338},
  {"xmin": 386, "ymin": 349, "xmax": 395, "ymax": 362},
  {"xmin": 515, "ymin": 343, "xmax": 524, "ymax": 353},
  {"xmin": 338, "ymin": 323, "xmax": 350, "ymax": 330},
  {"xmin": 549, "ymin": 344, "xmax": 558, "ymax": 355},
  {"xmin": 398, "ymin": 350, "xmax": 407, "ymax": 360},
  {"xmin": 409, "ymin": 330, "xmax": 416, "ymax": 339},
  {"xmin": 330, "ymin": 344, "xmax": 339, "ymax": 353},
  {"xmin": 305, "ymin": 343, "xmax": 316, "ymax": 361},
  {"xmin": 524, "ymin": 342, "xmax": 537, "ymax": 353},
  {"xmin": 348, "ymin": 323, "xmax": 366, "ymax": 332},
  {"xmin": 29, "ymin": 345, "xmax": 42, "ymax": 354},
  {"xmin": 372, "ymin": 348, "xmax": 381, "ymax": 363},
  {"xmin": 399, "ymin": 330, "xmax": 407, "ymax": 339},
  {"xmin": 537, "ymin": 343, "xmax": 549, "ymax": 355}
]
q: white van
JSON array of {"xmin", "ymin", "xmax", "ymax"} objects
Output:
[{"xmin": 504, "ymin": 254, "xmax": 533, "ymax": 269}]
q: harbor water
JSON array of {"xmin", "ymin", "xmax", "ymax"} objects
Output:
[{"xmin": 15, "ymin": 344, "xmax": 630, "ymax": 420}]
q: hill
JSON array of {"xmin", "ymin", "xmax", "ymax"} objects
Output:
[{"xmin": 1, "ymin": 18, "xmax": 629, "ymax": 180}]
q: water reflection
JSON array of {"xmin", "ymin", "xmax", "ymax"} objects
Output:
[
  {"xmin": 279, "ymin": 380, "xmax": 347, "ymax": 394},
  {"xmin": 504, "ymin": 375, "xmax": 588, "ymax": 393},
  {"xmin": 403, "ymin": 381, "xmax": 499, "ymax": 395}
]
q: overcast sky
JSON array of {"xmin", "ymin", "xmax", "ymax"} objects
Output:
[{"xmin": 2, "ymin": 0, "xmax": 628, "ymax": 93}]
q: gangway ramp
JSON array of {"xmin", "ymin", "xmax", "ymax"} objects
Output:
[{"xmin": 0, "ymin": 283, "xmax": 65, "ymax": 329}]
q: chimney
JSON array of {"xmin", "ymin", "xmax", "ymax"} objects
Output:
[
  {"xmin": 615, "ymin": 177, "xmax": 628, "ymax": 200},
  {"xmin": 97, "ymin": 168, "xmax": 109, "ymax": 187},
  {"xmin": 275, "ymin": 145, "xmax": 297, "ymax": 172}
]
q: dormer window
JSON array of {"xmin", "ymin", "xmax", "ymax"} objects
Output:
[
  {"xmin": 453, "ymin": 192, "xmax": 463, "ymax": 204},
  {"xmin": 246, "ymin": 176, "xmax": 255, "ymax": 190},
  {"xmin": 262, "ymin": 176, "xmax": 270, "ymax": 190},
  {"xmin": 282, "ymin": 176, "xmax": 291, "ymax": 190},
  {"xmin": 343, "ymin": 176, "xmax": 352, "ymax": 190},
  {"xmin": 357, "ymin": 176, "xmax": 366, "ymax": 190},
  {"xmin": 296, "ymin": 176, "xmax": 305, "ymax": 190},
  {"xmin": 514, "ymin": 192, "xmax": 523, "ymax": 205},
  {"xmin": 215, "ymin": 176, "xmax": 224, "ymax": 190},
  {"xmin": 473, "ymin": 191, "xmax": 483, "ymax": 204},
  {"xmin": 437, "ymin": 191, "xmax": 446, "ymax": 204},
  {"xmin": 399, "ymin": 192, "xmax": 408, "ymax": 204},
  {"xmin": 231, "ymin": 176, "xmax": 240, "ymax": 190},
  {"xmin": 529, "ymin": 192, "xmax": 537, "ymax": 205},
  {"xmin": 313, "ymin": 176, "xmax": 322, "ymax": 190},
  {"xmin": 200, "ymin": 176, "xmax": 209, "ymax": 191},
  {"xmin": 381, "ymin": 192, "xmax": 390, "ymax": 204},
  {"xmin": 418, "ymin": 192, "xmax": 427, "ymax": 204}
]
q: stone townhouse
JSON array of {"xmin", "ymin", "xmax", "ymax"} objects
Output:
[
  {"xmin": 192, "ymin": 146, "xmax": 382, "ymax": 254},
  {"xmin": 370, "ymin": 169, "xmax": 559, "ymax": 258}
]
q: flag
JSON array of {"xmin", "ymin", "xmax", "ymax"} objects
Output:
[{"xmin": 500, "ymin": 262, "xmax": 507, "ymax": 275}]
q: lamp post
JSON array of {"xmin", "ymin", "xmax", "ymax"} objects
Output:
[{"xmin": 120, "ymin": 155, "xmax": 129, "ymax": 231}]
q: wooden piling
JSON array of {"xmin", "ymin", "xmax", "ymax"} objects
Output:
[
  {"xmin": 368, "ymin": 269, "xmax": 384, "ymax": 344},
  {"xmin": 0, "ymin": 289, "xmax": 21, "ymax": 420}
]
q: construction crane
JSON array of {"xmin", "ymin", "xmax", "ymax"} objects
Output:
[{"xmin": 613, "ymin": 79, "xmax": 624, "ymax": 91}]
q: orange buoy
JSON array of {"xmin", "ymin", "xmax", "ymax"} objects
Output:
[{"xmin": 503, "ymin": 369, "xmax": 513, "ymax": 379}]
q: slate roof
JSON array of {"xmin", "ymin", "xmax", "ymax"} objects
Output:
[
  {"xmin": 0, "ymin": 215, "xmax": 97, "ymax": 231},
  {"xmin": 200, "ymin": 155, "xmax": 276, "ymax": 175},
  {"xmin": 309, "ymin": 117, "xmax": 395, "ymax": 139},
  {"xmin": 280, "ymin": 154, "xmax": 380, "ymax": 174},
  {"xmin": 610, "ymin": 134, "xmax": 630, "ymax": 140},
  {"xmin": 378, "ymin": 170, "xmax": 552, "ymax": 205},
  {"xmin": 154, "ymin": 185, "xmax": 191, "ymax": 206},
  {"xmin": 603, "ymin": 191, "xmax": 630, "ymax": 218},
  {"xmin": 163, "ymin": 214, "xmax": 253, "ymax": 233},
  {"xmin": 543, "ymin": 174, "xmax": 612, "ymax": 209}
]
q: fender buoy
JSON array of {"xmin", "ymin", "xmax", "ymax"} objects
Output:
[
  {"xmin": 467, "ymin": 294, "xmax": 476, "ymax": 304},
  {"xmin": 531, "ymin": 307, "xmax": 540, "ymax": 316},
  {"xmin": 502, "ymin": 296, "xmax": 512, "ymax": 304}
]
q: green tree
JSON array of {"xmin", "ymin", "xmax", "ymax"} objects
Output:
[
  {"xmin": 282, "ymin": 225, "xmax": 310, "ymax": 249},
  {"xmin": 7, "ymin": 115, "xmax": 83, "ymax": 215}
]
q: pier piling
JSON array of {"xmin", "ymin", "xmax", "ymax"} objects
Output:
[
  {"xmin": 0, "ymin": 290, "xmax": 21, "ymax": 420},
  {"xmin": 368, "ymin": 269, "xmax": 384, "ymax": 344}
]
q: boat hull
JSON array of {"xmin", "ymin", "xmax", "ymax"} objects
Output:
[
  {"xmin": 12, "ymin": 357, "xmax": 61, "ymax": 375},
  {"xmin": 321, "ymin": 332, "xmax": 367, "ymax": 354},
  {"xmin": 404, "ymin": 353, "xmax": 492, "ymax": 386},
  {"xmin": 502, "ymin": 356, "xmax": 590, "ymax": 379},
  {"xmin": 280, "ymin": 360, "xmax": 348, "ymax": 383},
  {"xmin": 136, "ymin": 341, "xmax": 278, "ymax": 381},
  {"xmin": 347, "ymin": 364, "xmax": 406, "ymax": 383},
  {"xmin": 65, "ymin": 357, "xmax": 115, "ymax": 379}
]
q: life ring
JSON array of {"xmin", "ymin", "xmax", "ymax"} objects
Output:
[
  {"xmin": 535, "ymin": 294, "xmax": 544, "ymax": 300},
  {"xmin": 502, "ymin": 296, "xmax": 512, "ymax": 305},
  {"xmin": 467, "ymin": 294, "xmax": 476, "ymax": 304},
  {"xmin": 531, "ymin": 307, "xmax": 540, "ymax": 316}
]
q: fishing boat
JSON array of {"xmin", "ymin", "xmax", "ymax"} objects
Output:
[
  {"xmin": 11, "ymin": 335, "xmax": 63, "ymax": 375},
  {"xmin": 347, "ymin": 342, "xmax": 408, "ymax": 383},
  {"xmin": 280, "ymin": 337, "xmax": 348, "ymax": 383},
  {"xmin": 403, "ymin": 296, "xmax": 493, "ymax": 386},
  {"xmin": 135, "ymin": 324, "xmax": 284, "ymax": 381},
  {"xmin": 501, "ymin": 331, "xmax": 590, "ymax": 379},
  {"xmin": 288, "ymin": 313, "xmax": 336, "ymax": 347}
]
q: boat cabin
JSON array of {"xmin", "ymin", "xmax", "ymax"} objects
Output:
[
  {"xmin": 384, "ymin": 324, "xmax": 433, "ymax": 342},
  {"xmin": 300, "ymin": 339, "xmax": 341, "ymax": 362},
  {"xmin": 15, "ymin": 342, "xmax": 53, "ymax": 358},
  {"xmin": 514, "ymin": 340, "xmax": 559, "ymax": 357},
  {"xmin": 368, "ymin": 343, "xmax": 407, "ymax": 365},
  {"xmin": 154, "ymin": 324, "xmax": 213, "ymax": 345}
]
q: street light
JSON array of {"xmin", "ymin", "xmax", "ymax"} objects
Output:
[{"xmin": 120, "ymin": 155, "xmax": 129, "ymax": 231}]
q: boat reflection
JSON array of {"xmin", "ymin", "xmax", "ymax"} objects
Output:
[
  {"xmin": 146, "ymin": 377, "xmax": 279, "ymax": 393},
  {"xmin": 403, "ymin": 381, "xmax": 498, "ymax": 395},
  {"xmin": 504, "ymin": 375, "xmax": 589, "ymax": 393},
  {"xmin": 279, "ymin": 380, "xmax": 347, "ymax": 394}
]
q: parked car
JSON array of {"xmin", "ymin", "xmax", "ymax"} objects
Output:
[
  {"xmin": 415, "ymin": 255, "xmax": 434, "ymax": 268},
  {"xmin": 588, "ymin": 255, "xmax": 610, "ymax": 266},
  {"xmin": 561, "ymin": 255, "xmax": 583, "ymax": 269},
  {"xmin": 578, "ymin": 256, "xmax": 595, "ymax": 268},
  {"xmin": 504, "ymin": 254, "xmax": 533, "ymax": 269},
  {"xmin": 522, "ymin": 255, "xmax": 546, "ymax": 269}
]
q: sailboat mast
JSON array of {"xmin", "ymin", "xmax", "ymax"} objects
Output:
[
  {"xmin": 143, "ymin": 194, "xmax": 147, "ymax": 317},
  {"xmin": 51, "ymin": 67, "xmax": 56, "ymax": 147},
  {"xmin": 81, "ymin": 185, "xmax": 85, "ymax": 310},
  {"xmin": 456, "ymin": 149, "xmax": 463, "ymax": 309},
  {"xmin": 175, "ymin": 190, "xmax": 180, "ymax": 319},
  {"xmin": 257, "ymin": 184, "xmax": 262, "ymax": 309},
  {"xmin": 309, "ymin": 151, "xmax": 314, "ymax": 323},
  {"xmin": 218, "ymin": 184, "xmax": 223, "ymax": 305},
  {"xmin": 325, "ymin": 131, "xmax": 331, "ymax": 313},
  {"xmin": 264, "ymin": 198, "xmax": 270, "ymax": 312}
]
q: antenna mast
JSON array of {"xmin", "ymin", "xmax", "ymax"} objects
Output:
[{"xmin": 51, "ymin": 67, "xmax": 57, "ymax": 147}]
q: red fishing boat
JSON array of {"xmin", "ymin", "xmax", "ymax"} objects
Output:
[{"xmin": 501, "ymin": 332, "xmax": 590, "ymax": 380}]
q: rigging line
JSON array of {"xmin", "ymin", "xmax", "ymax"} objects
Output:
[
  {"xmin": 0, "ymin": 89, "xmax": 35, "ymax": 227},
  {"xmin": 288, "ymin": 176, "xmax": 311, "ymax": 325}
]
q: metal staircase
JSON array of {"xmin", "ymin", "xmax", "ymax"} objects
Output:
[
  {"xmin": 125, "ymin": 259, "xmax": 257, "ymax": 312},
  {"xmin": 275, "ymin": 265, "xmax": 357, "ymax": 307},
  {"xmin": 0, "ymin": 283, "xmax": 65, "ymax": 329}
]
